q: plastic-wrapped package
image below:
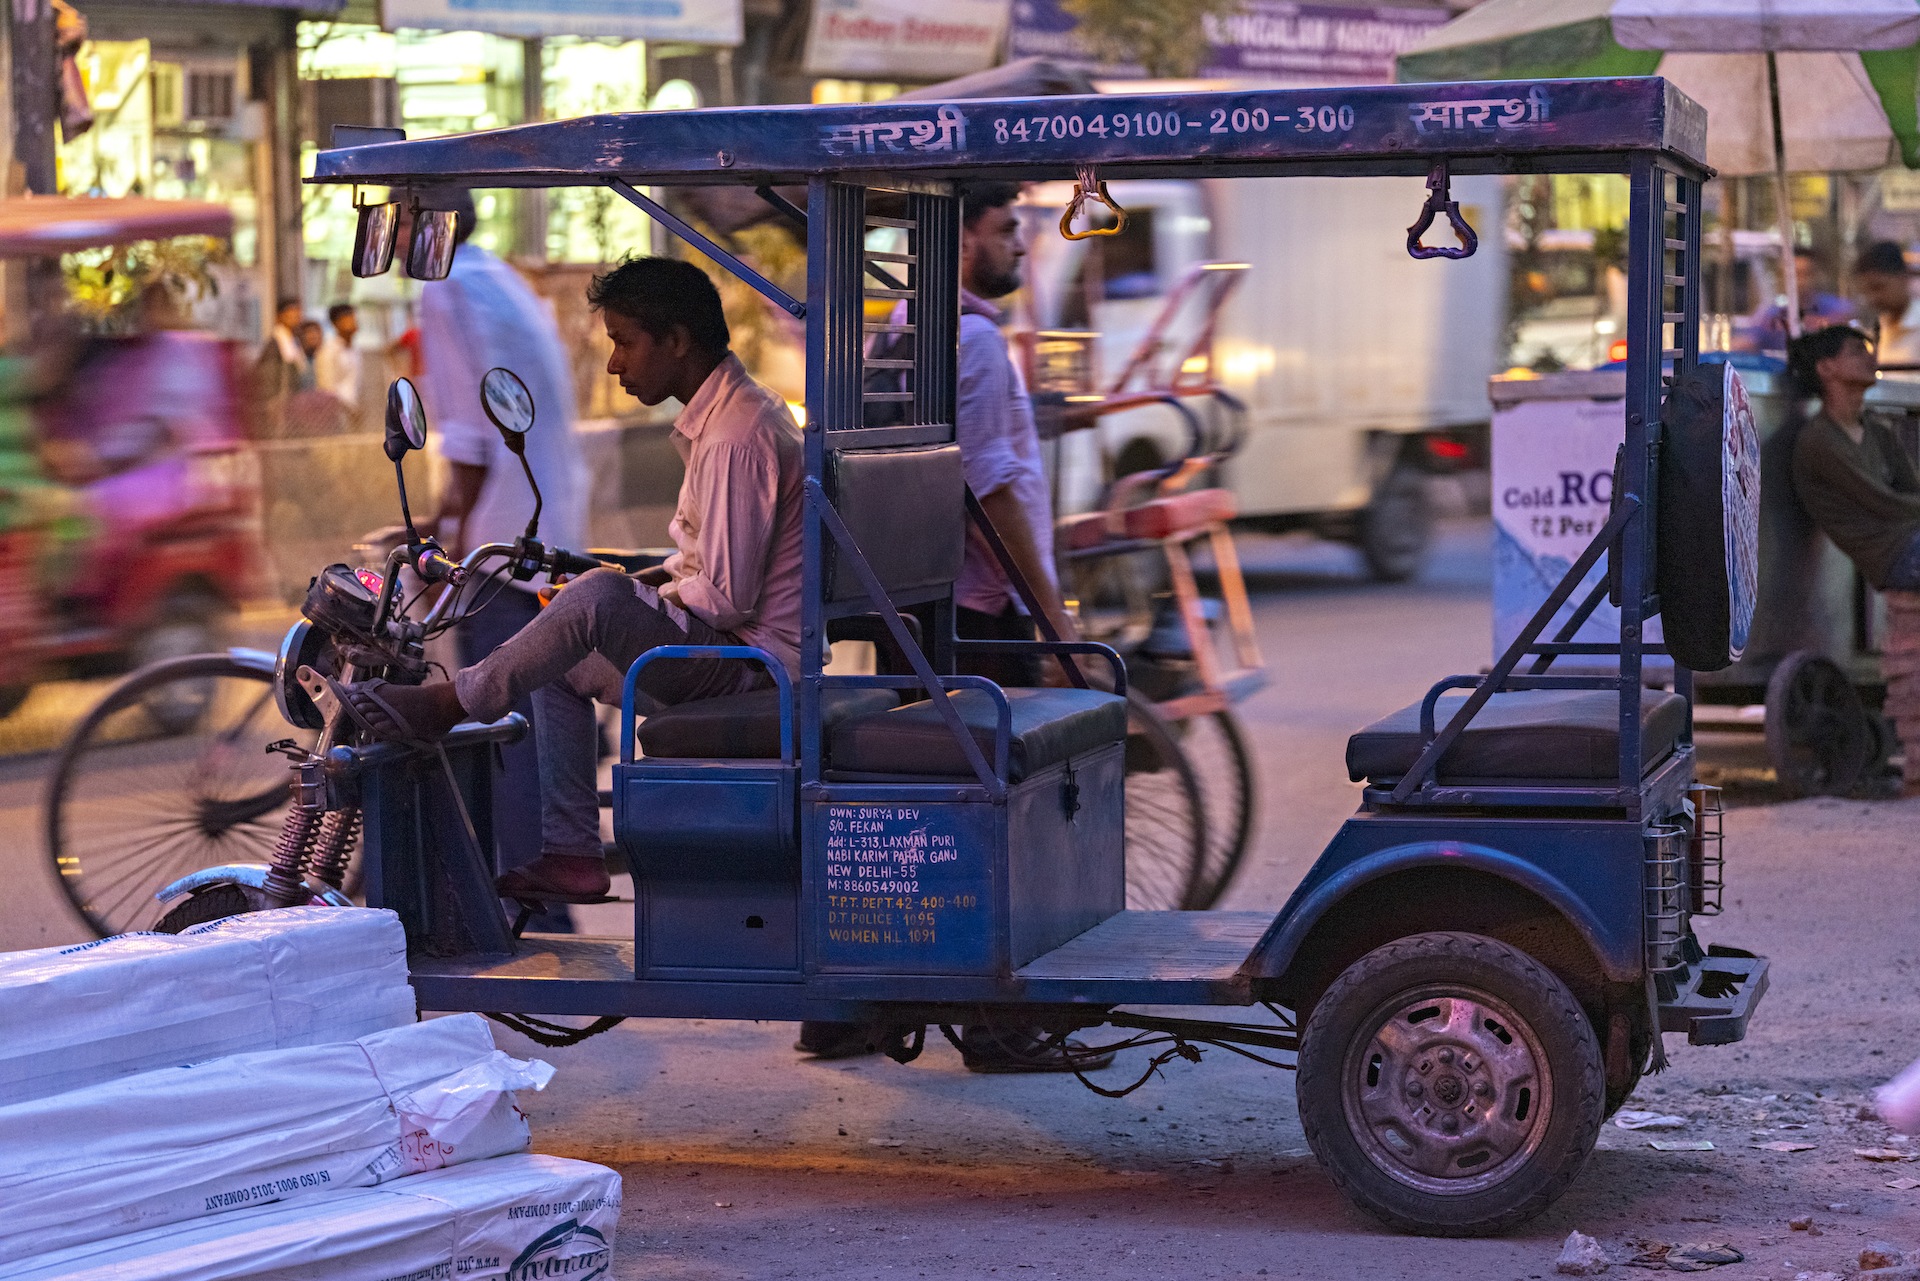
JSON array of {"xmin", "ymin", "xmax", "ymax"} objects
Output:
[
  {"xmin": 0, "ymin": 907, "xmax": 415, "ymax": 1105},
  {"xmin": 12, "ymin": 1153, "xmax": 621, "ymax": 1281},
  {"xmin": 0, "ymin": 1013, "xmax": 554, "ymax": 1263}
]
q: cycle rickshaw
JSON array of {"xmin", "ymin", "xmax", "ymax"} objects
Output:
[{"xmin": 56, "ymin": 77, "xmax": 1767, "ymax": 1236}]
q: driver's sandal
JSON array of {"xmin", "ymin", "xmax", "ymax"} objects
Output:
[
  {"xmin": 327, "ymin": 677, "xmax": 467, "ymax": 745},
  {"xmin": 496, "ymin": 853, "xmax": 614, "ymax": 905}
]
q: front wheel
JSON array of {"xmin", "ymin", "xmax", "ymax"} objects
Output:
[
  {"xmin": 45, "ymin": 653, "xmax": 310, "ymax": 937},
  {"xmin": 1296, "ymin": 932, "xmax": 1604, "ymax": 1237}
]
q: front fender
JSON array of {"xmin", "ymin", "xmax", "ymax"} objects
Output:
[
  {"xmin": 1242, "ymin": 840, "xmax": 1640, "ymax": 985},
  {"xmin": 156, "ymin": 863, "xmax": 351, "ymax": 909}
]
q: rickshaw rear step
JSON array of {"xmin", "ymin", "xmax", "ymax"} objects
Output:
[{"xmin": 1655, "ymin": 948, "xmax": 1769, "ymax": 1046}]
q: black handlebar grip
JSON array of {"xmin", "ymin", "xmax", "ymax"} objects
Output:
[
  {"xmin": 549, "ymin": 548, "xmax": 605, "ymax": 577},
  {"xmin": 413, "ymin": 547, "xmax": 468, "ymax": 585}
]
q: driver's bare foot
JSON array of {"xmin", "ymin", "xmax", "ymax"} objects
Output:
[
  {"xmin": 338, "ymin": 679, "xmax": 466, "ymax": 742},
  {"xmin": 496, "ymin": 853, "xmax": 611, "ymax": 902}
]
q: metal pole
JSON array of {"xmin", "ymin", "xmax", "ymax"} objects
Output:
[
  {"xmin": 1767, "ymin": 50, "xmax": 1801, "ymax": 341},
  {"xmin": 7, "ymin": 0, "xmax": 52, "ymax": 195},
  {"xmin": 517, "ymin": 37, "xmax": 546, "ymax": 263}
]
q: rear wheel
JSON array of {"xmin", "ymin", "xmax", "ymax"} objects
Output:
[
  {"xmin": 45, "ymin": 654, "xmax": 310, "ymax": 937},
  {"xmin": 1123, "ymin": 689, "xmax": 1207, "ymax": 911},
  {"xmin": 131, "ymin": 592, "xmax": 230, "ymax": 736},
  {"xmin": 1765, "ymin": 651, "xmax": 1868, "ymax": 798},
  {"xmin": 1359, "ymin": 465, "xmax": 1431, "ymax": 583},
  {"xmin": 1297, "ymin": 932, "xmax": 1604, "ymax": 1236},
  {"xmin": 1173, "ymin": 709, "xmax": 1255, "ymax": 909}
]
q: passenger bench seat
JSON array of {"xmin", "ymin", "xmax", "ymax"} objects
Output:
[
  {"xmin": 1345, "ymin": 688, "xmax": 1688, "ymax": 784},
  {"xmin": 828, "ymin": 687, "xmax": 1126, "ymax": 782},
  {"xmin": 637, "ymin": 687, "xmax": 899, "ymax": 759}
]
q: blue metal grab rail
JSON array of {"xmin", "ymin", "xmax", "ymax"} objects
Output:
[{"xmin": 621, "ymin": 645, "xmax": 794, "ymax": 766}]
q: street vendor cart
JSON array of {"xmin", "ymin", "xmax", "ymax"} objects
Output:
[{"xmin": 113, "ymin": 76, "xmax": 1768, "ymax": 1237}]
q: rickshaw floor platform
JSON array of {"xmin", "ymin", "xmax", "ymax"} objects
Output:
[{"xmin": 409, "ymin": 911, "xmax": 1274, "ymax": 1020}]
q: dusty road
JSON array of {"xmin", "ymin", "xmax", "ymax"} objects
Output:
[
  {"xmin": 5, "ymin": 519, "xmax": 1919, "ymax": 1278},
  {"xmin": 491, "ymin": 524, "xmax": 1920, "ymax": 1280}
]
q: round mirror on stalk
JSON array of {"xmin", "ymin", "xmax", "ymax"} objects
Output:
[
  {"xmin": 481, "ymin": 367, "xmax": 535, "ymax": 444},
  {"xmin": 385, "ymin": 378, "xmax": 429, "ymax": 460},
  {"xmin": 383, "ymin": 378, "xmax": 429, "ymax": 541},
  {"xmin": 480, "ymin": 368, "xmax": 545, "ymax": 539}
]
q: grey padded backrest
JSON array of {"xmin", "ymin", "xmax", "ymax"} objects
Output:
[{"xmin": 823, "ymin": 443, "xmax": 965, "ymax": 604}]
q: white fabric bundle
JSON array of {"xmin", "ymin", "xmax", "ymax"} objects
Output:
[
  {"xmin": 0, "ymin": 907, "xmax": 415, "ymax": 1105},
  {"xmin": 12, "ymin": 1153, "xmax": 621, "ymax": 1281},
  {"xmin": 0, "ymin": 1013, "xmax": 553, "ymax": 1263}
]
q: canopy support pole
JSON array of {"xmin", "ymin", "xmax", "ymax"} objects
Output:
[
  {"xmin": 1767, "ymin": 51, "xmax": 1801, "ymax": 341},
  {"xmin": 608, "ymin": 178, "xmax": 806, "ymax": 319}
]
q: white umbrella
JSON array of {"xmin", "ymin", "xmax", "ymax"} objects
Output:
[
  {"xmin": 1616, "ymin": 0, "xmax": 1920, "ymax": 335},
  {"xmin": 1402, "ymin": 0, "xmax": 1920, "ymax": 337}
]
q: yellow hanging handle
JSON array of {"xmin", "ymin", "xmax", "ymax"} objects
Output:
[{"xmin": 1060, "ymin": 166, "xmax": 1128, "ymax": 241}]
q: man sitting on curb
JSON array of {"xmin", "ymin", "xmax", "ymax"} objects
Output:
[
  {"xmin": 333, "ymin": 255, "xmax": 804, "ymax": 901},
  {"xmin": 1788, "ymin": 325, "xmax": 1920, "ymax": 795}
]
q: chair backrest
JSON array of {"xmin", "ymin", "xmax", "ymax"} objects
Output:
[{"xmin": 822, "ymin": 442, "xmax": 965, "ymax": 605}]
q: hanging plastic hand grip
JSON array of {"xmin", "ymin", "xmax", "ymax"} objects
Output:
[
  {"xmin": 1060, "ymin": 166, "xmax": 1128, "ymax": 241},
  {"xmin": 1406, "ymin": 160, "xmax": 1478, "ymax": 261}
]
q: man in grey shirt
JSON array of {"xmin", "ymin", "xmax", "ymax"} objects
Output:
[
  {"xmin": 797, "ymin": 184, "xmax": 1107, "ymax": 1072},
  {"xmin": 947, "ymin": 182, "xmax": 1081, "ymax": 682}
]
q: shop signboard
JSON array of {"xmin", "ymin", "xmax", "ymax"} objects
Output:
[
  {"xmin": 381, "ymin": 0, "xmax": 741, "ymax": 45},
  {"xmin": 1490, "ymin": 372, "xmax": 1669, "ymax": 672},
  {"xmin": 1006, "ymin": 0, "xmax": 1446, "ymax": 83},
  {"xmin": 803, "ymin": 0, "xmax": 1011, "ymax": 80}
]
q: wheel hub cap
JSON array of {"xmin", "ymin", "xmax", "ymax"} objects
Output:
[{"xmin": 1343, "ymin": 991, "xmax": 1552, "ymax": 1194}]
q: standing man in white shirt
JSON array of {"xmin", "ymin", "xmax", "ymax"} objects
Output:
[
  {"xmin": 1856, "ymin": 241, "xmax": 1920, "ymax": 375},
  {"xmin": 314, "ymin": 303, "xmax": 364, "ymax": 410},
  {"xmin": 415, "ymin": 189, "xmax": 591, "ymax": 928}
]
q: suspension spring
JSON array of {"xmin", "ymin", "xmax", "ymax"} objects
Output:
[
  {"xmin": 261, "ymin": 806, "xmax": 322, "ymax": 907},
  {"xmin": 309, "ymin": 805, "xmax": 362, "ymax": 891}
]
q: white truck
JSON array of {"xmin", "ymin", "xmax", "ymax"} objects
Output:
[{"xmin": 1018, "ymin": 169, "xmax": 1507, "ymax": 580}]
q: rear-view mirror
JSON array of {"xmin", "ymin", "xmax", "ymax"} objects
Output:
[
  {"xmin": 406, "ymin": 207, "xmax": 458, "ymax": 281},
  {"xmin": 480, "ymin": 367, "xmax": 534, "ymax": 449},
  {"xmin": 350, "ymin": 201, "xmax": 399, "ymax": 278},
  {"xmin": 385, "ymin": 378, "xmax": 428, "ymax": 461}
]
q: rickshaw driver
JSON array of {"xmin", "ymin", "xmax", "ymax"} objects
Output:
[{"xmin": 332, "ymin": 256, "xmax": 806, "ymax": 902}]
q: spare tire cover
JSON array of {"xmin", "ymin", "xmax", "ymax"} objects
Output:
[{"xmin": 1657, "ymin": 362, "xmax": 1760, "ymax": 671}]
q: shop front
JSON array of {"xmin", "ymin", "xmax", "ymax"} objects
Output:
[{"xmin": 58, "ymin": 0, "xmax": 327, "ymax": 343}]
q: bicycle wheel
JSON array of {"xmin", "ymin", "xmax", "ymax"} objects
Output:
[
  {"xmin": 1175, "ymin": 708, "xmax": 1256, "ymax": 909},
  {"xmin": 1124, "ymin": 689, "xmax": 1208, "ymax": 910},
  {"xmin": 46, "ymin": 654, "xmax": 310, "ymax": 938}
]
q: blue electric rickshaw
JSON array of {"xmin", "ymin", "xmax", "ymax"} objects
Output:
[{"xmin": 105, "ymin": 77, "xmax": 1769, "ymax": 1237}]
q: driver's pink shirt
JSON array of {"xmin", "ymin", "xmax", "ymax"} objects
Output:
[{"xmin": 660, "ymin": 353, "xmax": 805, "ymax": 675}]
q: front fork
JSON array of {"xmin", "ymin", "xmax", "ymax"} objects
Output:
[{"xmin": 260, "ymin": 745, "xmax": 363, "ymax": 907}]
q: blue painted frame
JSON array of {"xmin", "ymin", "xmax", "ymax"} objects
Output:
[{"xmin": 328, "ymin": 78, "xmax": 1754, "ymax": 1041}]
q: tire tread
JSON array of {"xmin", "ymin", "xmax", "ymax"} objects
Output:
[{"xmin": 1296, "ymin": 931, "xmax": 1604, "ymax": 1237}]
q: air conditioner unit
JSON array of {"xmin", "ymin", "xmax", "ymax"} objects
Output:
[{"xmin": 305, "ymin": 78, "xmax": 400, "ymax": 147}]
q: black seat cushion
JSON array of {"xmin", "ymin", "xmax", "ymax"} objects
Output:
[
  {"xmin": 829, "ymin": 687, "xmax": 1126, "ymax": 783},
  {"xmin": 1345, "ymin": 689, "xmax": 1688, "ymax": 784},
  {"xmin": 638, "ymin": 687, "xmax": 899, "ymax": 760}
]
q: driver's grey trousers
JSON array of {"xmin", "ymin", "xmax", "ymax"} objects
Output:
[{"xmin": 454, "ymin": 567, "xmax": 769, "ymax": 857}]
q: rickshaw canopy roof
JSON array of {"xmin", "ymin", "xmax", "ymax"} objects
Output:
[
  {"xmin": 0, "ymin": 197, "xmax": 232, "ymax": 256},
  {"xmin": 307, "ymin": 76, "xmax": 1708, "ymax": 190}
]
